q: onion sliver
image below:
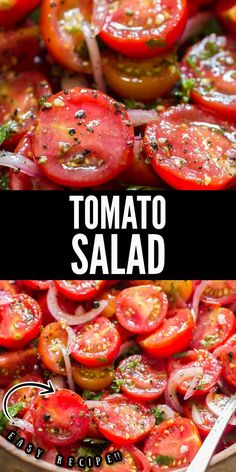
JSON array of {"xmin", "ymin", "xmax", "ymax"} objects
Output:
[
  {"xmin": 47, "ymin": 284, "xmax": 108, "ymax": 326},
  {"xmin": 91, "ymin": 0, "xmax": 108, "ymax": 37},
  {"xmin": 192, "ymin": 280, "xmax": 211, "ymax": 320},
  {"xmin": 0, "ymin": 151, "xmax": 43, "ymax": 178},
  {"xmin": 184, "ymin": 376, "xmax": 201, "ymax": 400},
  {"xmin": 165, "ymin": 367, "xmax": 203, "ymax": 414},
  {"xmin": 9, "ymin": 418, "xmax": 34, "ymax": 434},
  {"xmin": 206, "ymin": 392, "xmax": 236, "ymax": 426},
  {"xmin": 85, "ymin": 400, "xmax": 106, "ymax": 409},
  {"xmin": 128, "ymin": 109, "xmax": 158, "ymax": 127},
  {"xmin": 81, "ymin": 20, "xmax": 107, "ymax": 93},
  {"xmin": 180, "ymin": 12, "xmax": 212, "ymax": 44},
  {"xmin": 50, "ymin": 375, "xmax": 67, "ymax": 390},
  {"xmin": 0, "ymin": 293, "xmax": 14, "ymax": 306},
  {"xmin": 191, "ymin": 404, "xmax": 204, "ymax": 425},
  {"xmin": 61, "ymin": 345, "xmax": 75, "ymax": 392},
  {"xmin": 157, "ymin": 404, "xmax": 176, "ymax": 420}
]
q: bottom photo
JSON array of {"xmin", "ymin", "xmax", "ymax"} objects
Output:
[{"xmin": 0, "ymin": 280, "xmax": 236, "ymax": 472}]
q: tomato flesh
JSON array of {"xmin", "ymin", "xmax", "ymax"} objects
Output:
[
  {"xmin": 55, "ymin": 280, "xmax": 106, "ymax": 301},
  {"xmin": 0, "ymin": 347, "xmax": 37, "ymax": 387},
  {"xmin": 0, "ymin": 26, "xmax": 40, "ymax": 74},
  {"xmin": 191, "ymin": 306, "xmax": 236, "ymax": 351},
  {"xmin": 184, "ymin": 398, "xmax": 216, "ymax": 437},
  {"xmin": 5, "ymin": 373, "xmax": 42, "ymax": 417},
  {"xmin": 38, "ymin": 322, "xmax": 69, "ymax": 375},
  {"xmin": 72, "ymin": 363, "xmax": 115, "ymax": 391},
  {"xmin": 0, "ymin": 0, "xmax": 40, "ymax": 27},
  {"xmin": 99, "ymin": 444, "xmax": 151, "ymax": 472}
]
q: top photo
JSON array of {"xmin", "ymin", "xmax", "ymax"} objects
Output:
[{"xmin": 0, "ymin": 0, "xmax": 235, "ymax": 191}]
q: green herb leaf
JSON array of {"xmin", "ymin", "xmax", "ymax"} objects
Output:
[
  {"xmin": 201, "ymin": 334, "xmax": 219, "ymax": 348},
  {"xmin": 172, "ymin": 77, "xmax": 196, "ymax": 103},
  {"xmin": 0, "ymin": 124, "xmax": 15, "ymax": 146},
  {"xmin": 186, "ymin": 56, "xmax": 200, "ymax": 75},
  {"xmin": 82, "ymin": 390, "xmax": 104, "ymax": 401},
  {"xmin": 150, "ymin": 407, "xmax": 165, "ymax": 425},
  {"xmin": 146, "ymin": 38, "xmax": 167, "ymax": 48},
  {"xmin": 0, "ymin": 173, "xmax": 9, "ymax": 191},
  {"xmin": 0, "ymin": 403, "xmax": 24, "ymax": 433},
  {"xmin": 155, "ymin": 455, "xmax": 174, "ymax": 466},
  {"xmin": 110, "ymin": 379, "xmax": 123, "ymax": 393},
  {"xmin": 173, "ymin": 350, "xmax": 190, "ymax": 359}
]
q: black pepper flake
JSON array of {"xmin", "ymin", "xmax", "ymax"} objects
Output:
[
  {"xmin": 63, "ymin": 88, "xmax": 69, "ymax": 95},
  {"xmin": 75, "ymin": 110, "xmax": 87, "ymax": 119},
  {"xmin": 69, "ymin": 128, "xmax": 76, "ymax": 136},
  {"xmin": 92, "ymin": 301, "xmax": 100, "ymax": 308},
  {"xmin": 44, "ymin": 413, "xmax": 51, "ymax": 422}
]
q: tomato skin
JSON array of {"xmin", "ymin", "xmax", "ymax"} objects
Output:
[
  {"xmin": 217, "ymin": 347, "xmax": 236, "ymax": 387},
  {"xmin": 5, "ymin": 373, "xmax": 42, "ymax": 417},
  {"xmin": 157, "ymin": 280, "xmax": 193, "ymax": 304},
  {"xmin": 191, "ymin": 306, "xmax": 236, "ymax": 352},
  {"xmin": 100, "ymin": 0, "xmax": 188, "ymax": 59},
  {"xmin": 98, "ymin": 444, "xmax": 151, "ymax": 472},
  {"xmin": 72, "ymin": 317, "xmax": 121, "ymax": 367},
  {"xmin": 33, "ymin": 88, "xmax": 134, "ymax": 188},
  {"xmin": 22, "ymin": 280, "xmax": 52, "ymax": 291},
  {"xmin": 38, "ymin": 322, "xmax": 68, "ymax": 375},
  {"xmin": 0, "ymin": 26, "xmax": 40, "ymax": 73},
  {"xmin": 116, "ymin": 354, "xmax": 167, "ymax": 402},
  {"xmin": 94, "ymin": 394, "xmax": 155, "ymax": 444},
  {"xmin": 72, "ymin": 363, "xmax": 115, "ymax": 391},
  {"xmin": 144, "ymin": 104, "xmax": 236, "ymax": 190},
  {"xmin": 215, "ymin": 1, "xmax": 236, "ymax": 36},
  {"xmin": 0, "ymin": 294, "xmax": 42, "ymax": 349},
  {"xmin": 138, "ymin": 309, "xmax": 195, "ymax": 358},
  {"xmin": 0, "ymin": 347, "xmax": 37, "ymax": 387},
  {"xmin": 116, "ymin": 285, "xmax": 168, "ymax": 334},
  {"xmin": 33, "ymin": 390, "xmax": 90, "ymax": 446},
  {"xmin": 144, "ymin": 417, "xmax": 202, "ymax": 471},
  {"xmin": 0, "ymin": 0, "xmax": 40, "ymax": 27},
  {"xmin": 184, "ymin": 398, "xmax": 216, "ymax": 437},
  {"xmin": 0, "ymin": 280, "xmax": 17, "ymax": 296},
  {"xmin": 55, "ymin": 280, "xmax": 107, "ymax": 301}
]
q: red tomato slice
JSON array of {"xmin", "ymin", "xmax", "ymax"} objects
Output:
[
  {"xmin": 116, "ymin": 285, "xmax": 168, "ymax": 334},
  {"xmin": 168, "ymin": 349, "xmax": 222, "ymax": 396},
  {"xmin": 0, "ymin": 70, "xmax": 52, "ymax": 149},
  {"xmin": 202, "ymin": 281, "xmax": 236, "ymax": 305},
  {"xmin": 143, "ymin": 417, "xmax": 202, "ymax": 471},
  {"xmin": 22, "ymin": 281, "xmax": 52, "ymax": 291},
  {"xmin": 32, "ymin": 88, "xmax": 134, "ymax": 187},
  {"xmin": 38, "ymin": 322, "xmax": 69, "ymax": 375},
  {"xmin": 0, "ymin": 347, "xmax": 37, "ymax": 387},
  {"xmin": 5, "ymin": 373, "xmax": 42, "ymax": 417},
  {"xmin": 99, "ymin": 444, "xmax": 151, "ymax": 472},
  {"xmin": 93, "ymin": 394, "xmax": 155, "ymax": 443},
  {"xmin": 217, "ymin": 346, "xmax": 236, "ymax": 387},
  {"xmin": 0, "ymin": 294, "xmax": 42, "ymax": 349},
  {"xmin": 116, "ymin": 354, "xmax": 167, "ymax": 401},
  {"xmin": 0, "ymin": 280, "xmax": 17, "ymax": 296},
  {"xmin": 55, "ymin": 280, "xmax": 106, "ymax": 301},
  {"xmin": 72, "ymin": 317, "xmax": 120, "ymax": 367},
  {"xmin": 144, "ymin": 104, "xmax": 236, "ymax": 190},
  {"xmin": 191, "ymin": 306, "xmax": 236, "ymax": 352},
  {"xmin": 215, "ymin": 1, "xmax": 236, "ymax": 35},
  {"xmin": 138, "ymin": 309, "xmax": 195, "ymax": 358},
  {"xmin": 181, "ymin": 34, "xmax": 236, "ymax": 119},
  {"xmin": 184, "ymin": 398, "xmax": 216, "ymax": 437},
  {"xmin": 33, "ymin": 389, "xmax": 90, "ymax": 446},
  {"xmin": 0, "ymin": 0, "xmax": 40, "ymax": 27},
  {"xmin": 0, "ymin": 26, "xmax": 40, "ymax": 73},
  {"xmin": 99, "ymin": 0, "xmax": 188, "ymax": 59}
]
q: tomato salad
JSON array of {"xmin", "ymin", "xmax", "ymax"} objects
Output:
[
  {"xmin": 0, "ymin": 1, "xmax": 236, "ymax": 190},
  {"xmin": 1, "ymin": 280, "xmax": 236, "ymax": 470}
]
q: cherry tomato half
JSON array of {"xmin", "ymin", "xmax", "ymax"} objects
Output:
[
  {"xmin": 38, "ymin": 322, "xmax": 68, "ymax": 375},
  {"xmin": 5, "ymin": 373, "xmax": 42, "ymax": 417},
  {"xmin": 184, "ymin": 398, "xmax": 216, "ymax": 437},
  {"xmin": 98, "ymin": 444, "xmax": 151, "ymax": 472},
  {"xmin": 55, "ymin": 280, "xmax": 106, "ymax": 301},
  {"xmin": 72, "ymin": 363, "xmax": 114, "ymax": 391},
  {"xmin": 0, "ymin": 26, "xmax": 40, "ymax": 74},
  {"xmin": 0, "ymin": 0, "xmax": 40, "ymax": 27},
  {"xmin": 215, "ymin": 1, "xmax": 236, "ymax": 36},
  {"xmin": 0, "ymin": 347, "xmax": 37, "ymax": 386}
]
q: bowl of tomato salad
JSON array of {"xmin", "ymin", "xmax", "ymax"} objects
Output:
[
  {"xmin": 0, "ymin": 1, "xmax": 236, "ymax": 190},
  {"xmin": 0, "ymin": 280, "xmax": 236, "ymax": 471}
]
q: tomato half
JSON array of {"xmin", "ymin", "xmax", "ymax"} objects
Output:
[
  {"xmin": 191, "ymin": 306, "xmax": 236, "ymax": 352},
  {"xmin": 94, "ymin": 394, "xmax": 155, "ymax": 443},
  {"xmin": 0, "ymin": 347, "xmax": 37, "ymax": 386},
  {"xmin": 0, "ymin": 70, "xmax": 52, "ymax": 149},
  {"xmin": 98, "ymin": 444, "xmax": 151, "ymax": 472},
  {"xmin": 156, "ymin": 280, "xmax": 193, "ymax": 304},
  {"xmin": 184, "ymin": 398, "xmax": 216, "ymax": 437},
  {"xmin": 138, "ymin": 309, "xmax": 195, "ymax": 358},
  {"xmin": 32, "ymin": 88, "xmax": 134, "ymax": 187},
  {"xmin": 55, "ymin": 280, "xmax": 106, "ymax": 301},
  {"xmin": 0, "ymin": 26, "xmax": 40, "ymax": 73},
  {"xmin": 215, "ymin": 1, "xmax": 236, "ymax": 36},
  {"xmin": 33, "ymin": 390, "xmax": 90, "ymax": 446},
  {"xmin": 143, "ymin": 417, "xmax": 202, "ymax": 471},
  {"xmin": 99, "ymin": 0, "xmax": 188, "ymax": 59},
  {"xmin": 168, "ymin": 349, "xmax": 222, "ymax": 396},
  {"xmin": 38, "ymin": 322, "xmax": 68, "ymax": 375},
  {"xmin": 202, "ymin": 281, "xmax": 236, "ymax": 305},
  {"xmin": 144, "ymin": 104, "xmax": 236, "ymax": 190},
  {"xmin": 22, "ymin": 281, "xmax": 52, "ymax": 291},
  {"xmin": 0, "ymin": 0, "xmax": 40, "ymax": 27},
  {"xmin": 103, "ymin": 52, "xmax": 179, "ymax": 102},
  {"xmin": 5, "ymin": 373, "xmax": 42, "ymax": 417},
  {"xmin": 72, "ymin": 363, "xmax": 114, "ymax": 391},
  {"xmin": 217, "ymin": 346, "xmax": 236, "ymax": 387},
  {"xmin": 0, "ymin": 294, "xmax": 42, "ymax": 349},
  {"xmin": 116, "ymin": 354, "xmax": 167, "ymax": 401},
  {"xmin": 72, "ymin": 317, "xmax": 120, "ymax": 367},
  {"xmin": 116, "ymin": 285, "xmax": 168, "ymax": 334},
  {"xmin": 0, "ymin": 280, "xmax": 17, "ymax": 296},
  {"xmin": 181, "ymin": 34, "xmax": 236, "ymax": 119},
  {"xmin": 40, "ymin": 0, "xmax": 92, "ymax": 73}
]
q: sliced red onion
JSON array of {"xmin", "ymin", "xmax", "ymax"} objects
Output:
[
  {"xmin": 10, "ymin": 418, "xmax": 34, "ymax": 434},
  {"xmin": 47, "ymin": 284, "xmax": 108, "ymax": 326},
  {"xmin": 49, "ymin": 375, "xmax": 67, "ymax": 390},
  {"xmin": 184, "ymin": 375, "xmax": 201, "ymax": 400},
  {"xmin": 206, "ymin": 392, "xmax": 236, "ymax": 426},
  {"xmin": 217, "ymin": 377, "xmax": 236, "ymax": 396},
  {"xmin": 0, "ymin": 292, "xmax": 14, "ymax": 306},
  {"xmin": 0, "ymin": 151, "xmax": 43, "ymax": 178},
  {"xmin": 85, "ymin": 400, "xmax": 106, "ymax": 409},
  {"xmin": 61, "ymin": 345, "xmax": 75, "ymax": 392},
  {"xmin": 157, "ymin": 404, "xmax": 176, "ymax": 420},
  {"xmin": 173, "ymin": 292, "xmax": 187, "ymax": 309},
  {"xmin": 165, "ymin": 367, "xmax": 203, "ymax": 414},
  {"xmin": 74, "ymin": 305, "xmax": 85, "ymax": 317},
  {"xmin": 81, "ymin": 20, "xmax": 107, "ymax": 93},
  {"xmin": 180, "ymin": 11, "xmax": 213, "ymax": 44},
  {"xmin": 192, "ymin": 280, "xmax": 211, "ymax": 320},
  {"xmin": 91, "ymin": 0, "xmax": 108, "ymax": 37},
  {"xmin": 128, "ymin": 109, "xmax": 158, "ymax": 127},
  {"xmin": 134, "ymin": 135, "xmax": 143, "ymax": 160},
  {"xmin": 191, "ymin": 403, "xmax": 204, "ymax": 425}
]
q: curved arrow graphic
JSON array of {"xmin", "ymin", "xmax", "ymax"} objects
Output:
[{"xmin": 3, "ymin": 380, "xmax": 55, "ymax": 422}]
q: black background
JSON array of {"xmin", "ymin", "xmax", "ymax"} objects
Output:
[{"xmin": 0, "ymin": 190, "xmax": 233, "ymax": 279}]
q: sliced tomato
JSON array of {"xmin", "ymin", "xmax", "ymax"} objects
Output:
[
  {"xmin": 38, "ymin": 322, "xmax": 69, "ymax": 375},
  {"xmin": 0, "ymin": 280, "xmax": 17, "ymax": 296},
  {"xmin": 181, "ymin": 34, "xmax": 236, "ymax": 119},
  {"xmin": 0, "ymin": 0, "xmax": 40, "ymax": 27},
  {"xmin": 0, "ymin": 347, "xmax": 37, "ymax": 386},
  {"xmin": 32, "ymin": 88, "xmax": 134, "ymax": 187},
  {"xmin": 33, "ymin": 389, "xmax": 90, "ymax": 446},
  {"xmin": 191, "ymin": 306, "xmax": 236, "ymax": 352},
  {"xmin": 103, "ymin": 52, "xmax": 179, "ymax": 102},
  {"xmin": 97, "ymin": 288, "xmax": 121, "ymax": 318},
  {"xmin": 0, "ymin": 294, "xmax": 42, "ymax": 349},
  {"xmin": 72, "ymin": 363, "xmax": 114, "ymax": 391},
  {"xmin": 36, "ymin": 291, "xmax": 78, "ymax": 327},
  {"xmin": 215, "ymin": 1, "xmax": 236, "ymax": 36},
  {"xmin": 217, "ymin": 346, "xmax": 236, "ymax": 387},
  {"xmin": 55, "ymin": 280, "xmax": 106, "ymax": 301},
  {"xmin": 99, "ymin": 0, "xmax": 188, "ymax": 59},
  {"xmin": 156, "ymin": 280, "xmax": 193, "ymax": 304},
  {"xmin": 94, "ymin": 394, "xmax": 155, "ymax": 443},
  {"xmin": 22, "ymin": 281, "xmax": 52, "ymax": 291},
  {"xmin": 184, "ymin": 398, "xmax": 216, "ymax": 437},
  {"xmin": 116, "ymin": 285, "xmax": 168, "ymax": 334},
  {"xmin": 0, "ymin": 70, "xmax": 52, "ymax": 149},
  {"xmin": 143, "ymin": 417, "xmax": 202, "ymax": 471},
  {"xmin": 5, "ymin": 373, "xmax": 42, "ymax": 417},
  {"xmin": 41, "ymin": 0, "xmax": 92, "ymax": 74},
  {"xmin": 0, "ymin": 26, "xmax": 40, "ymax": 73},
  {"xmin": 144, "ymin": 104, "xmax": 236, "ymax": 190},
  {"xmin": 72, "ymin": 317, "xmax": 120, "ymax": 367},
  {"xmin": 116, "ymin": 354, "xmax": 167, "ymax": 401},
  {"xmin": 99, "ymin": 444, "xmax": 151, "ymax": 472},
  {"xmin": 168, "ymin": 349, "xmax": 222, "ymax": 396},
  {"xmin": 202, "ymin": 281, "xmax": 236, "ymax": 305},
  {"xmin": 138, "ymin": 309, "xmax": 195, "ymax": 358}
]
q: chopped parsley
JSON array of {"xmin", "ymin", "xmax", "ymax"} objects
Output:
[
  {"xmin": 82, "ymin": 390, "xmax": 104, "ymax": 401},
  {"xmin": 123, "ymin": 98, "xmax": 143, "ymax": 109},
  {"xmin": 0, "ymin": 403, "xmax": 24, "ymax": 433},
  {"xmin": 186, "ymin": 56, "xmax": 200, "ymax": 75},
  {"xmin": 123, "ymin": 359, "xmax": 139, "ymax": 370},
  {"xmin": 201, "ymin": 334, "xmax": 219, "ymax": 348},
  {"xmin": 97, "ymin": 357, "xmax": 108, "ymax": 363},
  {"xmin": 155, "ymin": 455, "xmax": 174, "ymax": 466},
  {"xmin": 146, "ymin": 38, "xmax": 167, "ymax": 48},
  {"xmin": 110, "ymin": 379, "xmax": 123, "ymax": 393},
  {"xmin": 173, "ymin": 350, "xmax": 190, "ymax": 359},
  {"xmin": 172, "ymin": 77, "xmax": 196, "ymax": 103},
  {"xmin": 200, "ymin": 41, "xmax": 220, "ymax": 60},
  {"xmin": 150, "ymin": 407, "xmax": 165, "ymax": 425},
  {"xmin": 0, "ymin": 123, "xmax": 15, "ymax": 146}
]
